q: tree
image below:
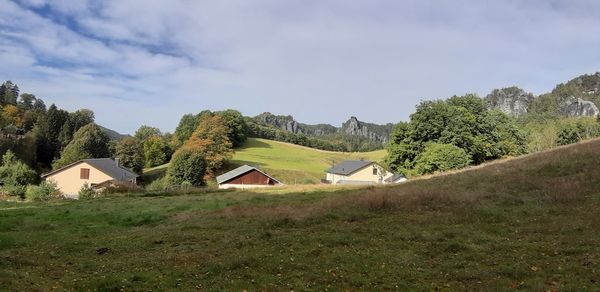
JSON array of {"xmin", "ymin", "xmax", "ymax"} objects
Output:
[
  {"xmin": 134, "ymin": 125, "xmax": 161, "ymax": 142},
  {"xmin": 1, "ymin": 81, "xmax": 18, "ymax": 105},
  {"xmin": 17, "ymin": 93, "xmax": 36, "ymax": 111},
  {"xmin": 217, "ymin": 109, "xmax": 249, "ymax": 147},
  {"xmin": 58, "ymin": 109, "xmax": 95, "ymax": 148},
  {"xmin": 386, "ymin": 94, "xmax": 528, "ymax": 174},
  {"xmin": 413, "ymin": 143, "xmax": 471, "ymax": 175},
  {"xmin": 114, "ymin": 137, "xmax": 144, "ymax": 173},
  {"xmin": 35, "ymin": 104, "xmax": 69, "ymax": 165},
  {"xmin": 52, "ymin": 123, "xmax": 110, "ymax": 169},
  {"xmin": 143, "ymin": 135, "xmax": 170, "ymax": 168},
  {"xmin": 174, "ymin": 114, "xmax": 201, "ymax": 147},
  {"xmin": 183, "ymin": 115, "xmax": 233, "ymax": 176},
  {"xmin": 0, "ymin": 150, "xmax": 37, "ymax": 186},
  {"xmin": 167, "ymin": 147, "xmax": 207, "ymax": 186}
]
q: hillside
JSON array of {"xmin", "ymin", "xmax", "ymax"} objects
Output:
[
  {"xmin": 143, "ymin": 138, "xmax": 386, "ymax": 184},
  {"xmin": 230, "ymin": 138, "xmax": 386, "ymax": 183},
  {"xmin": 2, "ymin": 138, "xmax": 599, "ymax": 290}
]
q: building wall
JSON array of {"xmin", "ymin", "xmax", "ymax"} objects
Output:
[
  {"xmin": 328, "ymin": 163, "xmax": 395, "ymax": 184},
  {"xmin": 45, "ymin": 162, "xmax": 114, "ymax": 196},
  {"xmin": 225, "ymin": 169, "xmax": 278, "ymax": 185}
]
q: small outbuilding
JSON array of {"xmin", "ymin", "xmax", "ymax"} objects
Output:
[
  {"xmin": 41, "ymin": 158, "xmax": 138, "ymax": 197},
  {"xmin": 216, "ymin": 165, "xmax": 282, "ymax": 189}
]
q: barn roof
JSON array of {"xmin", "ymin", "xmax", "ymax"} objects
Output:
[
  {"xmin": 42, "ymin": 158, "xmax": 138, "ymax": 181},
  {"xmin": 326, "ymin": 160, "xmax": 374, "ymax": 175},
  {"xmin": 216, "ymin": 165, "xmax": 281, "ymax": 185}
]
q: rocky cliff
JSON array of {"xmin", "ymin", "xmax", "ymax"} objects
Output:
[
  {"xmin": 251, "ymin": 113, "xmax": 392, "ymax": 144},
  {"xmin": 486, "ymin": 73, "xmax": 600, "ymax": 118},
  {"xmin": 484, "ymin": 87, "xmax": 534, "ymax": 117}
]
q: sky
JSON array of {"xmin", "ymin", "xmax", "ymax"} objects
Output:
[{"xmin": 1, "ymin": 0, "xmax": 600, "ymax": 134}]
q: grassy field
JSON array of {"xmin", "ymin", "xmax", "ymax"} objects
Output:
[
  {"xmin": 2, "ymin": 139, "xmax": 600, "ymax": 290},
  {"xmin": 143, "ymin": 138, "xmax": 387, "ymax": 184}
]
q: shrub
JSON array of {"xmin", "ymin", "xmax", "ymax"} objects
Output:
[
  {"xmin": 145, "ymin": 176, "xmax": 169, "ymax": 192},
  {"xmin": 414, "ymin": 143, "xmax": 472, "ymax": 175},
  {"xmin": 0, "ymin": 185, "xmax": 26, "ymax": 199},
  {"xmin": 78, "ymin": 183, "xmax": 98, "ymax": 200},
  {"xmin": 26, "ymin": 181, "xmax": 59, "ymax": 201},
  {"xmin": 0, "ymin": 151, "xmax": 37, "ymax": 187},
  {"xmin": 167, "ymin": 148, "xmax": 207, "ymax": 187}
]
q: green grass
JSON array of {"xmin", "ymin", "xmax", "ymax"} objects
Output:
[
  {"xmin": 230, "ymin": 138, "xmax": 386, "ymax": 183},
  {"xmin": 142, "ymin": 138, "xmax": 386, "ymax": 184},
  {"xmin": 2, "ymin": 139, "xmax": 600, "ymax": 290}
]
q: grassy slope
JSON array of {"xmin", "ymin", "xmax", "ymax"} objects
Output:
[
  {"xmin": 143, "ymin": 138, "xmax": 386, "ymax": 184},
  {"xmin": 2, "ymin": 139, "xmax": 600, "ymax": 290},
  {"xmin": 230, "ymin": 138, "xmax": 386, "ymax": 183}
]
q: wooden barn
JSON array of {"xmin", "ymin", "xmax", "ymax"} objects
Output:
[{"xmin": 216, "ymin": 165, "xmax": 283, "ymax": 189}]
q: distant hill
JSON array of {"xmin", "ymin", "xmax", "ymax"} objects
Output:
[
  {"xmin": 250, "ymin": 112, "xmax": 393, "ymax": 151},
  {"xmin": 98, "ymin": 125, "xmax": 129, "ymax": 141}
]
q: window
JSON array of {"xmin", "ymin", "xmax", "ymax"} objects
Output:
[
  {"xmin": 372, "ymin": 167, "xmax": 378, "ymax": 175},
  {"xmin": 80, "ymin": 168, "xmax": 90, "ymax": 179}
]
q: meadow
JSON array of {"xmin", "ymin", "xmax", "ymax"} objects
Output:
[
  {"xmin": 1, "ymin": 139, "xmax": 599, "ymax": 290},
  {"xmin": 143, "ymin": 138, "xmax": 387, "ymax": 184}
]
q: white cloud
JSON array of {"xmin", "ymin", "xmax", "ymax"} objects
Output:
[{"xmin": 2, "ymin": 0, "xmax": 600, "ymax": 134}]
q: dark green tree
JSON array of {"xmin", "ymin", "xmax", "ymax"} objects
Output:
[
  {"xmin": 52, "ymin": 123, "xmax": 110, "ymax": 169},
  {"xmin": 167, "ymin": 147, "xmax": 207, "ymax": 186},
  {"xmin": 114, "ymin": 137, "xmax": 144, "ymax": 173}
]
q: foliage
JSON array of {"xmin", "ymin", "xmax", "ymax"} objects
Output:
[
  {"xmin": 216, "ymin": 109, "xmax": 248, "ymax": 147},
  {"xmin": 143, "ymin": 135, "xmax": 171, "ymax": 168},
  {"xmin": 134, "ymin": 125, "xmax": 161, "ymax": 142},
  {"xmin": 167, "ymin": 147, "xmax": 207, "ymax": 186},
  {"xmin": 173, "ymin": 114, "xmax": 202, "ymax": 148},
  {"xmin": 52, "ymin": 123, "xmax": 110, "ymax": 169},
  {"xmin": 413, "ymin": 143, "xmax": 471, "ymax": 175},
  {"xmin": 183, "ymin": 115, "xmax": 233, "ymax": 176},
  {"xmin": 0, "ymin": 150, "xmax": 37, "ymax": 187},
  {"xmin": 0, "ymin": 184, "xmax": 26, "ymax": 199},
  {"xmin": 386, "ymin": 94, "xmax": 527, "ymax": 174},
  {"xmin": 114, "ymin": 137, "xmax": 144, "ymax": 173},
  {"xmin": 555, "ymin": 118, "xmax": 600, "ymax": 146},
  {"xmin": 78, "ymin": 183, "xmax": 97, "ymax": 200},
  {"xmin": 58, "ymin": 109, "xmax": 95, "ymax": 148},
  {"xmin": 25, "ymin": 181, "xmax": 59, "ymax": 201}
]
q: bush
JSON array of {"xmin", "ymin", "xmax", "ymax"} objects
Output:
[
  {"xmin": 167, "ymin": 148, "xmax": 207, "ymax": 187},
  {"xmin": 0, "ymin": 151, "xmax": 37, "ymax": 187},
  {"xmin": 414, "ymin": 143, "xmax": 472, "ymax": 175},
  {"xmin": 78, "ymin": 183, "xmax": 98, "ymax": 200},
  {"xmin": 145, "ymin": 176, "xmax": 169, "ymax": 192},
  {"xmin": 26, "ymin": 181, "xmax": 59, "ymax": 201},
  {"xmin": 0, "ymin": 185, "xmax": 26, "ymax": 199}
]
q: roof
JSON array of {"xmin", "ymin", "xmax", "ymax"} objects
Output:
[
  {"xmin": 326, "ymin": 160, "xmax": 374, "ymax": 175},
  {"xmin": 216, "ymin": 165, "xmax": 281, "ymax": 185},
  {"xmin": 42, "ymin": 158, "xmax": 138, "ymax": 181},
  {"xmin": 385, "ymin": 174, "xmax": 407, "ymax": 183}
]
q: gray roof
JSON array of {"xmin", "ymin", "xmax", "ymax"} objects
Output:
[
  {"xmin": 326, "ymin": 160, "xmax": 374, "ymax": 175},
  {"xmin": 42, "ymin": 158, "xmax": 138, "ymax": 181},
  {"xmin": 216, "ymin": 165, "xmax": 281, "ymax": 185}
]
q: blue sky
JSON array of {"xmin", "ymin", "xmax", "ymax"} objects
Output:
[{"xmin": 1, "ymin": 0, "xmax": 600, "ymax": 134}]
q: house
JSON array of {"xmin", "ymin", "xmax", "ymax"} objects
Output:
[
  {"xmin": 325, "ymin": 160, "xmax": 406, "ymax": 185},
  {"xmin": 216, "ymin": 165, "xmax": 283, "ymax": 189},
  {"xmin": 41, "ymin": 158, "xmax": 138, "ymax": 197}
]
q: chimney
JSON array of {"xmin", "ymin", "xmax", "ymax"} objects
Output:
[{"xmin": 115, "ymin": 158, "xmax": 120, "ymax": 167}]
